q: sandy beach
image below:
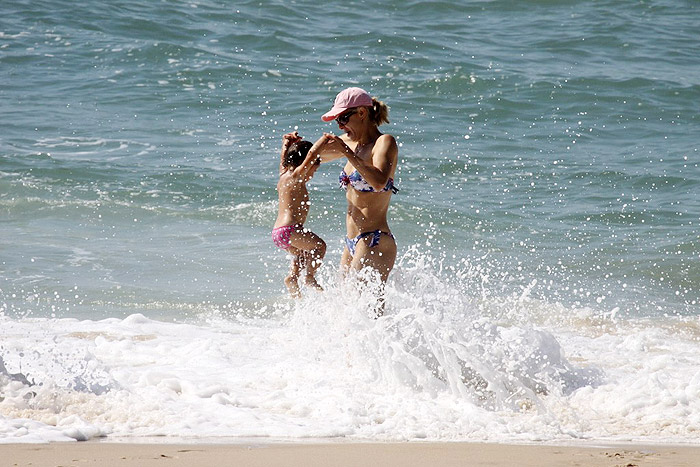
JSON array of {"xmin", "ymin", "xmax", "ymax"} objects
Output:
[{"xmin": 3, "ymin": 441, "xmax": 700, "ymax": 467}]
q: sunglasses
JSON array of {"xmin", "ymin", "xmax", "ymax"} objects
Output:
[{"xmin": 335, "ymin": 109, "xmax": 357, "ymax": 126}]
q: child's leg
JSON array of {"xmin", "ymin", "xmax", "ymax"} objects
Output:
[
  {"xmin": 289, "ymin": 229, "xmax": 326, "ymax": 288},
  {"xmin": 301, "ymin": 251, "xmax": 323, "ymax": 290},
  {"xmin": 284, "ymin": 247, "xmax": 302, "ymax": 298}
]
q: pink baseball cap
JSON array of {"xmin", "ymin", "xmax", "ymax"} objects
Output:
[{"xmin": 321, "ymin": 87, "xmax": 373, "ymax": 122}]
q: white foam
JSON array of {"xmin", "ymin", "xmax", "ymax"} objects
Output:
[{"xmin": 1, "ymin": 254, "xmax": 699, "ymax": 444}]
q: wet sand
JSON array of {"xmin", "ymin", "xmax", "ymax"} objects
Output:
[{"xmin": 3, "ymin": 441, "xmax": 700, "ymax": 467}]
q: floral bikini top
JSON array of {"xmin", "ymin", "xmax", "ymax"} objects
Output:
[{"xmin": 339, "ymin": 169, "xmax": 399, "ymax": 194}]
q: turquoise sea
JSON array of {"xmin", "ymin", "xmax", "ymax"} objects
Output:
[{"xmin": 1, "ymin": 0, "xmax": 699, "ymax": 443}]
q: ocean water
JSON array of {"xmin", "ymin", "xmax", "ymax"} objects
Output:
[{"xmin": 1, "ymin": 0, "xmax": 699, "ymax": 444}]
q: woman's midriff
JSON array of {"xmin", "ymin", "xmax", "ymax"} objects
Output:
[{"xmin": 345, "ymin": 190, "xmax": 392, "ymax": 237}]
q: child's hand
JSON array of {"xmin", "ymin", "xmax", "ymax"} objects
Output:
[{"xmin": 282, "ymin": 132, "xmax": 301, "ymax": 146}]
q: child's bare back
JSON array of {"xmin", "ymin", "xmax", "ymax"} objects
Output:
[{"xmin": 275, "ymin": 167, "xmax": 312, "ymax": 229}]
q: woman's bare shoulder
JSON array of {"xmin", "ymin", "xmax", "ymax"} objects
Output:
[
  {"xmin": 374, "ymin": 134, "xmax": 398, "ymax": 157},
  {"xmin": 375, "ymin": 133, "xmax": 397, "ymax": 148}
]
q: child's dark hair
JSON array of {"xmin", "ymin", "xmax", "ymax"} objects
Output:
[{"xmin": 283, "ymin": 140, "xmax": 313, "ymax": 168}]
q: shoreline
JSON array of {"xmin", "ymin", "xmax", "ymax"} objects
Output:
[{"xmin": 3, "ymin": 440, "xmax": 700, "ymax": 467}]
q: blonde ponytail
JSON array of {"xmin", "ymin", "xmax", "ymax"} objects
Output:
[{"xmin": 369, "ymin": 97, "xmax": 390, "ymax": 126}]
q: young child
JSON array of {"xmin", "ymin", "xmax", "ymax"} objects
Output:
[{"xmin": 272, "ymin": 132, "xmax": 328, "ymax": 298}]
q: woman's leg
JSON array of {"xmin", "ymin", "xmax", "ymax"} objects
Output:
[
  {"xmin": 340, "ymin": 242, "xmax": 353, "ymax": 276},
  {"xmin": 350, "ymin": 232, "xmax": 397, "ymax": 283},
  {"xmin": 347, "ymin": 233, "xmax": 396, "ymax": 317}
]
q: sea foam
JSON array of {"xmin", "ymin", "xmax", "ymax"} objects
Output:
[{"xmin": 2, "ymin": 250, "xmax": 699, "ymax": 443}]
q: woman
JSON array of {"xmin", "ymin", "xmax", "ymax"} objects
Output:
[{"xmin": 318, "ymin": 87, "xmax": 399, "ymax": 284}]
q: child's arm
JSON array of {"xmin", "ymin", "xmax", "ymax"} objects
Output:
[
  {"xmin": 291, "ymin": 135, "xmax": 327, "ymax": 179},
  {"xmin": 279, "ymin": 131, "xmax": 301, "ymax": 172}
]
